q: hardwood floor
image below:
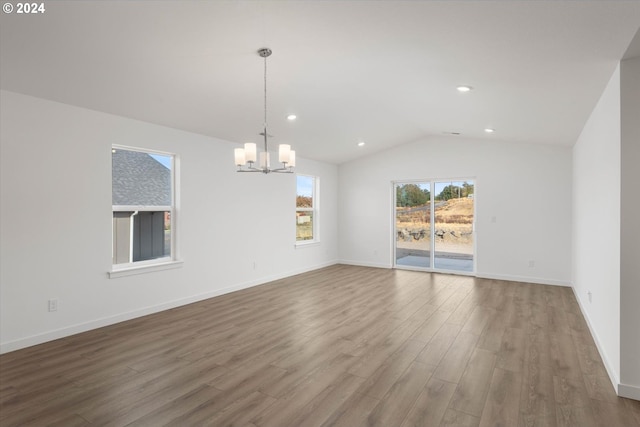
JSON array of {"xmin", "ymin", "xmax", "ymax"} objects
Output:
[{"xmin": 1, "ymin": 265, "xmax": 639, "ymax": 426}]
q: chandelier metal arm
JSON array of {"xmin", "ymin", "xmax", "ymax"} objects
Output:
[
  {"xmin": 237, "ymin": 164, "xmax": 293, "ymax": 174},
  {"xmin": 237, "ymin": 164, "xmax": 265, "ymax": 173},
  {"xmin": 269, "ymin": 166, "xmax": 294, "ymax": 173},
  {"xmin": 236, "ymin": 159, "xmax": 293, "ymax": 174}
]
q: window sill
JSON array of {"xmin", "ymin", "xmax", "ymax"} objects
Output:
[
  {"xmin": 295, "ymin": 240, "xmax": 320, "ymax": 248},
  {"xmin": 109, "ymin": 260, "xmax": 183, "ymax": 279}
]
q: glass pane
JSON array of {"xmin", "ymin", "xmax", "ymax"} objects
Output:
[
  {"xmin": 113, "ymin": 210, "xmax": 171, "ymax": 264},
  {"xmin": 296, "ymin": 175, "xmax": 314, "ymax": 208},
  {"xmin": 434, "ymin": 181, "xmax": 474, "ymax": 272},
  {"xmin": 112, "ymin": 149, "xmax": 172, "ymax": 206},
  {"xmin": 296, "ymin": 210, "xmax": 314, "ymax": 241},
  {"xmin": 395, "ymin": 183, "xmax": 431, "ymax": 268},
  {"xmin": 113, "ymin": 211, "xmax": 133, "ymax": 264}
]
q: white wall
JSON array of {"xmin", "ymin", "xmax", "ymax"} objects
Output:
[
  {"xmin": 572, "ymin": 66, "xmax": 621, "ymax": 389},
  {"xmin": 338, "ymin": 136, "xmax": 573, "ymax": 285},
  {"xmin": 620, "ymin": 56, "xmax": 640, "ymax": 398},
  {"xmin": 0, "ymin": 90, "xmax": 339, "ymax": 353}
]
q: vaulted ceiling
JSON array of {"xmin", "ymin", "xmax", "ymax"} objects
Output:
[{"xmin": 1, "ymin": 1, "xmax": 639, "ymax": 164}]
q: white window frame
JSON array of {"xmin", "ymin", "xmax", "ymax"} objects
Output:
[
  {"xmin": 295, "ymin": 174, "xmax": 319, "ymax": 246},
  {"xmin": 109, "ymin": 145, "xmax": 181, "ymax": 278}
]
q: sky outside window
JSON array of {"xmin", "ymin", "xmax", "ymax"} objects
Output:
[{"xmin": 297, "ymin": 175, "xmax": 313, "ymax": 198}]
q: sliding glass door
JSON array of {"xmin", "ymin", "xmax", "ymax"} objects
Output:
[
  {"xmin": 394, "ymin": 180, "xmax": 475, "ymax": 273},
  {"xmin": 395, "ymin": 182, "xmax": 431, "ymax": 268},
  {"xmin": 433, "ymin": 181, "xmax": 474, "ymax": 272}
]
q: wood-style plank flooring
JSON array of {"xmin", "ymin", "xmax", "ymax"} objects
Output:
[{"xmin": 1, "ymin": 265, "xmax": 639, "ymax": 426}]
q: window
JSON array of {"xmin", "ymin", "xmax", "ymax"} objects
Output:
[
  {"xmin": 296, "ymin": 175, "xmax": 318, "ymax": 243},
  {"xmin": 112, "ymin": 146, "xmax": 176, "ymax": 269}
]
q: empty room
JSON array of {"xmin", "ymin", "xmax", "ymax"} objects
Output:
[{"xmin": 1, "ymin": 1, "xmax": 639, "ymax": 426}]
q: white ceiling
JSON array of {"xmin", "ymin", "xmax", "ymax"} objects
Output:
[{"xmin": 1, "ymin": 1, "xmax": 639, "ymax": 164}]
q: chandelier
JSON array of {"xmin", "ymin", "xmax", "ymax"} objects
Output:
[{"xmin": 234, "ymin": 48, "xmax": 295, "ymax": 173}]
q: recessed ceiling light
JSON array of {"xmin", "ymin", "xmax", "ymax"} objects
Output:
[
  {"xmin": 456, "ymin": 86, "xmax": 473, "ymax": 93},
  {"xmin": 286, "ymin": 114, "xmax": 297, "ymax": 121},
  {"xmin": 484, "ymin": 128, "xmax": 495, "ymax": 133},
  {"xmin": 357, "ymin": 141, "xmax": 365, "ymax": 147}
]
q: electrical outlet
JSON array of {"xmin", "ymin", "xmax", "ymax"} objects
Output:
[
  {"xmin": 48, "ymin": 298, "xmax": 58, "ymax": 312},
  {"xmin": 528, "ymin": 260, "xmax": 535, "ymax": 268}
]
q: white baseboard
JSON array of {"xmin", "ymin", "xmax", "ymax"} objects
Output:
[
  {"xmin": 476, "ymin": 272, "xmax": 571, "ymax": 287},
  {"xmin": 0, "ymin": 260, "xmax": 339, "ymax": 354},
  {"xmin": 336, "ymin": 264, "xmax": 571, "ymax": 287},
  {"xmin": 618, "ymin": 383, "xmax": 640, "ymax": 401},
  {"xmin": 338, "ymin": 259, "xmax": 392, "ymax": 269},
  {"xmin": 570, "ymin": 286, "xmax": 621, "ymax": 397}
]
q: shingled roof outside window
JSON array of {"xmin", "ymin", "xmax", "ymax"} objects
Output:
[{"xmin": 112, "ymin": 149, "xmax": 171, "ymax": 206}]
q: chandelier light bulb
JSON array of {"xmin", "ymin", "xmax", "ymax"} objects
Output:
[
  {"xmin": 234, "ymin": 148, "xmax": 246, "ymax": 166},
  {"xmin": 244, "ymin": 143, "xmax": 257, "ymax": 163},
  {"xmin": 279, "ymin": 144, "xmax": 291, "ymax": 163}
]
